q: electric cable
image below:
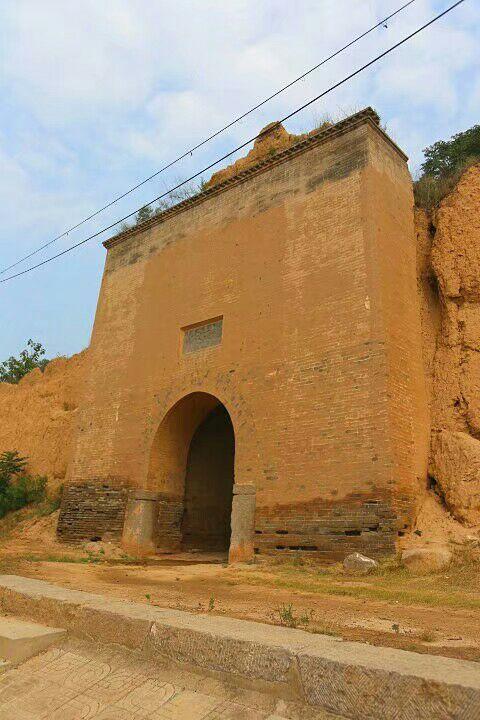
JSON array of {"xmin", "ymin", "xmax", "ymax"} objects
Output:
[
  {"xmin": 0, "ymin": 0, "xmax": 417, "ymax": 275},
  {"xmin": 0, "ymin": 0, "xmax": 465, "ymax": 284}
]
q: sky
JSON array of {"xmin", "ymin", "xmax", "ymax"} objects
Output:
[{"xmin": 0, "ymin": 0, "xmax": 478, "ymax": 360}]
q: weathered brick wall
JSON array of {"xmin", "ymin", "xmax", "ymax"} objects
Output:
[
  {"xmin": 363, "ymin": 132, "xmax": 430, "ymax": 529},
  {"xmin": 57, "ymin": 481, "xmax": 128, "ymax": 542},
  {"xmin": 62, "ymin": 109, "xmax": 429, "ymax": 558},
  {"xmin": 156, "ymin": 494, "xmax": 184, "ymax": 551},
  {"xmin": 254, "ymin": 494, "xmax": 397, "ymax": 560}
]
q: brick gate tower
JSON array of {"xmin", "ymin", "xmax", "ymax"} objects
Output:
[{"xmin": 57, "ymin": 109, "xmax": 429, "ymax": 562}]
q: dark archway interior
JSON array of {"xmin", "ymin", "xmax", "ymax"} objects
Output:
[{"xmin": 181, "ymin": 404, "xmax": 235, "ymax": 551}]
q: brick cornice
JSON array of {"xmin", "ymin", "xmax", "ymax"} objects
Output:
[{"xmin": 104, "ymin": 107, "xmax": 407, "ymax": 250}]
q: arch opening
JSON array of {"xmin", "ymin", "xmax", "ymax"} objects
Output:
[
  {"xmin": 146, "ymin": 392, "xmax": 235, "ymax": 554},
  {"xmin": 182, "ymin": 404, "xmax": 234, "ymax": 551}
]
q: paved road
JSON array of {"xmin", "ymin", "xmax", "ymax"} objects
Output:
[{"xmin": 0, "ymin": 638, "xmax": 341, "ymax": 719}]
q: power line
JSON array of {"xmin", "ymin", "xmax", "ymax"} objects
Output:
[
  {"xmin": 0, "ymin": 0, "xmax": 418, "ymax": 276},
  {"xmin": 1, "ymin": 0, "xmax": 466, "ymax": 285}
]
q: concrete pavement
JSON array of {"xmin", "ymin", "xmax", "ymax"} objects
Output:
[{"xmin": 0, "ymin": 638, "xmax": 337, "ymax": 719}]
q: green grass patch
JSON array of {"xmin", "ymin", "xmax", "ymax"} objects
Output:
[{"xmin": 235, "ymin": 561, "xmax": 480, "ymax": 611}]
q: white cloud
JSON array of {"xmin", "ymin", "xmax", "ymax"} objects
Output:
[
  {"xmin": 1, "ymin": 0, "xmax": 478, "ymax": 220},
  {"xmin": 0, "ymin": 0, "xmax": 479, "ymax": 357},
  {"xmin": 0, "ymin": 129, "xmax": 92, "ymax": 252},
  {"xmin": 373, "ymin": 22, "xmax": 477, "ymax": 112}
]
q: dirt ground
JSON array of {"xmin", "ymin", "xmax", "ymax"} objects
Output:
[{"xmin": 0, "ymin": 507, "xmax": 479, "ymax": 664}]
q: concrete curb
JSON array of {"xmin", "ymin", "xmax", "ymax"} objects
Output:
[{"xmin": 0, "ymin": 575, "xmax": 478, "ymax": 719}]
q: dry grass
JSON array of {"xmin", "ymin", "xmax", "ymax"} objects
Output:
[
  {"xmin": 234, "ymin": 550, "xmax": 480, "ymax": 611},
  {"xmin": 0, "ymin": 499, "xmax": 59, "ymax": 540},
  {"xmin": 414, "ymin": 158, "xmax": 478, "ymax": 209},
  {"xmin": 417, "ymin": 630, "xmax": 438, "ymax": 643}
]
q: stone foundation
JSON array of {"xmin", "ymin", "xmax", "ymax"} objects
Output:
[
  {"xmin": 57, "ymin": 481, "xmax": 128, "ymax": 543},
  {"xmin": 57, "ymin": 483, "xmax": 398, "ymax": 560}
]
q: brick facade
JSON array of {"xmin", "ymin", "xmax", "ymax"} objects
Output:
[
  {"xmin": 254, "ymin": 494, "xmax": 397, "ymax": 560},
  {"xmin": 57, "ymin": 109, "xmax": 429, "ymax": 559}
]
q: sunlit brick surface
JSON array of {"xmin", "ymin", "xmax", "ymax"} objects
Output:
[{"xmin": 58, "ymin": 110, "xmax": 429, "ymax": 558}]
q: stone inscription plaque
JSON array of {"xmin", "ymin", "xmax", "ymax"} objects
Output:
[{"xmin": 183, "ymin": 317, "xmax": 223, "ymax": 354}]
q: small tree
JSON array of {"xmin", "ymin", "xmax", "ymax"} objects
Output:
[
  {"xmin": 0, "ymin": 450, "xmax": 47, "ymax": 517},
  {"xmin": 0, "ymin": 451, "xmax": 27, "ymax": 493},
  {"xmin": 415, "ymin": 124, "xmax": 480, "ymax": 209},
  {"xmin": 0, "ymin": 340, "xmax": 48, "ymax": 384},
  {"xmin": 420, "ymin": 125, "xmax": 480, "ymax": 178},
  {"xmin": 135, "ymin": 205, "xmax": 154, "ymax": 224}
]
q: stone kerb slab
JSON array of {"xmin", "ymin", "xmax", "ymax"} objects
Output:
[
  {"xmin": 0, "ymin": 575, "xmax": 479, "ymax": 719},
  {"xmin": 0, "ymin": 616, "xmax": 65, "ymax": 664},
  {"xmin": 298, "ymin": 643, "xmax": 480, "ymax": 719}
]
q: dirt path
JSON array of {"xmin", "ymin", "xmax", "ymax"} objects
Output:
[
  {"xmin": 1, "ymin": 509, "xmax": 478, "ymax": 662},
  {"xmin": 13, "ymin": 557, "xmax": 480, "ymax": 662}
]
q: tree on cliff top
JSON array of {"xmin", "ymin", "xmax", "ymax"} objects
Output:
[
  {"xmin": 415, "ymin": 124, "xmax": 480, "ymax": 208},
  {"xmin": 0, "ymin": 339, "xmax": 48, "ymax": 384},
  {"xmin": 421, "ymin": 124, "xmax": 480, "ymax": 179}
]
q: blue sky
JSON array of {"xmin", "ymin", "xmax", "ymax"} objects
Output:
[{"xmin": 0, "ymin": 0, "xmax": 478, "ymax": 360}]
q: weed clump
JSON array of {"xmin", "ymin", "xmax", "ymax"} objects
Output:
[{"xmin": 277, "ymin": 603, "xmax": 312, "ymax": 628}]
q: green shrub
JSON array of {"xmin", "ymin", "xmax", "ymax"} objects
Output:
[
  {"xmin": 414, "ymin": 158, "xmax": 478, "ymax": 209},
  {"xmin": 415, "ymin": 123, "xmax": 480, "ymax": 210},
  {"xmin": 39, "ymin": 484, "xmax": 63, "ymax": 516},
  {"xmin": 0, "ymin": 475, "xmax": 47, "ymax": 518},
  {"xmin": 0, "ymin": 451, "xmax": 47, "ymax": 518},
  {"xmin": 0, "ymin": 340, "xmax": 48, "ymax": 384}
]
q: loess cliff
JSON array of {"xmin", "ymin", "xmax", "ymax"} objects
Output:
[
  {"xmin": 0, "ymin": 350, "xmax": 88, "ymax": 488},
  {"xmin": 416, "ymin": 162, "xmax": 480, "ymax": 529}
]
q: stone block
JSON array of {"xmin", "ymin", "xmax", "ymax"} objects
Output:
[
  {"xmin": 0, "ymin": 617, "xmax": 65, "ymax": 664},
  {"xmin": 0, "ymin": 576, "xmax": 153, "ymax": 650},
  {"xmin": 147, "ymin": 612, "xmax": 295, "ymax": 685},
  {"xmin": 297, "ymin": 641, "xmax": 480, "ymax": 719},
  {"xmin": 401, "ymin": 546, "xmax": 452, "ymax": 573},
  {"xmin": 122, "ymin": 491, "xmax": 159, "ymax": 556},
  {"xmin": 343, "ymin": 552, "xmax": 378, "ymax": 574},
  {"xmin": 229, "ymin": 490, "xmax": 256, "ymax": 563},
  {"xmin": 233, "ymin": 484, "xmax": 256, "ymax": 495}
]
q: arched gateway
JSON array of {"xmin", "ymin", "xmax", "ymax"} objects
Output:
[{"xmin": 121, "ymin": 392, "xmax": 254, "ymax": 561}]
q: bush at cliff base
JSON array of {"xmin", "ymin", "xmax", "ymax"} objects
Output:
[{"xmin": 0, "ymin": 450, "xmax": 47, "ymax": 519}]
